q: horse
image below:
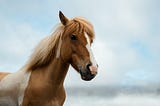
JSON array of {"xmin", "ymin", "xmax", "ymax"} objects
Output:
[{"xmin": 0, "ymin": 11, "xmax": 98, "ymax": 106}]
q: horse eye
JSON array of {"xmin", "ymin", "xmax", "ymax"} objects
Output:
[{"xmin": 70, "ymin": 35, "xmax": 77, "ymax": 40}]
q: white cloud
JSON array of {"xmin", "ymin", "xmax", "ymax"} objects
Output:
[{"xmin": 0, "ymin": 16, "xmax": 45, "ymax": 71}]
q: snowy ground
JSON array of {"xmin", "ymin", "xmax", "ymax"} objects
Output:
[{"xmin": 64, "ymin": 95, "xmax": 160, "ymax": 106}]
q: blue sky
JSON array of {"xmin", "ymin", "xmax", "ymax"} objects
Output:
[{"xmin": 0, "ymin": 0, "xmax": 160, "ymax": 87}]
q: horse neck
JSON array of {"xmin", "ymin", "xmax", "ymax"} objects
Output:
[{"xmin": 41, "ymin": 58, "xmax": 69, "ymax": 86}]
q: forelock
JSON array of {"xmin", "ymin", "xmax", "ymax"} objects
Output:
[{"xmin": 63, "ymin": 17, "xmax": 95, "ymax": 40}]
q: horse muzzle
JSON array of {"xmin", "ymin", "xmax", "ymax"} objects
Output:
[{"xmin": 80, "ymin": 64, "xmax": 98, "ymax": 81}]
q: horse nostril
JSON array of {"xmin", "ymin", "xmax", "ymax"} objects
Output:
[
  {"xmin": 97, "ymin": 64, "xmax": 99, "ymax": 68},
  {"xmin": 86, "ymin": 63, "xmax": 92, "ymax": 71}
]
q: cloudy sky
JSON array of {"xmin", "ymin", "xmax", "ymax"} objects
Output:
[{"xmin": 0, "ymin": 0, "xmax": 159, "ymax": 87}]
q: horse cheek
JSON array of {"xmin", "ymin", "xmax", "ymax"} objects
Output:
[{"xmin": 61, "ymin": 44, "xmax": 72, "ymax": 61}]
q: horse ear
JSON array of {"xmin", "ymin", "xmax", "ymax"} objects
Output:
[{"xmin": 59, "ymin": 11, "xmax": 69, "ymax": 26}]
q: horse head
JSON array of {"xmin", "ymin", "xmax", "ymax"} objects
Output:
[{"xmin": 58, "ymin": 11, "xmax": 98, "ymax": 81}]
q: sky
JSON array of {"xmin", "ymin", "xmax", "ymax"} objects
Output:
[{"xmin": 0, "ymin": 0, "xmax": 160, "ymax": 87}]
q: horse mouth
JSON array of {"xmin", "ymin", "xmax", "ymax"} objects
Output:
[{"xmin": 80, "ymin": 70, "xmax": 96, "ymax": 81}]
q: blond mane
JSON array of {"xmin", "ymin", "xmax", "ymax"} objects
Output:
[
  {"xmin": 25, "ymin": 25, "xmax": 64, "ymax": 71},
  {"xmin": 25, "ymin": 17, "xmax": 94, "ymax": 71}
]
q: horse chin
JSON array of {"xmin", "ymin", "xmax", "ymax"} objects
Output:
[{"xmin": 80, "ymin": 75, "xmax": 95, "ymax": 81}]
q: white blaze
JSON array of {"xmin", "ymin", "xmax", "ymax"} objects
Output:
[{"xmin": 84, "ymin": 32, "xmax": 97, "ymax": 67}]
